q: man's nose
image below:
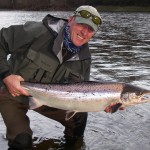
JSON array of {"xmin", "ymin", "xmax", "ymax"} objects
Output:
[{"xmin": 81, "ymin": 26, "xmax": 89, "ymax": 35}]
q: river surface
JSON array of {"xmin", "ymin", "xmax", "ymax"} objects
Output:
[{"xmin": 0, "ymin": 11, "xmax": 150, "ymax": 150}]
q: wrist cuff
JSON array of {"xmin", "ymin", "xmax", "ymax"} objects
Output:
[{"xmin": 0, "ymin": 71, "xmax": 11, "ymax": 80}]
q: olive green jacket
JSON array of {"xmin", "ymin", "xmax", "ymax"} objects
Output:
[{"xmin": 0, "ymin": 14, "xmax": 91, "ymax": 84}]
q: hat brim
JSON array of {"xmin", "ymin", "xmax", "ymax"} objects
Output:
[{"xmin": 75, "ymin": 16, "xmax": 97, "ymax": 31}]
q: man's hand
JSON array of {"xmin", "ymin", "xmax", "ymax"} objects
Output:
[
  {"xmin": 2, "ymin": 74, "xmax": 29, "ymax": 97},
  {"xmin": 104, "ymin": 102, "xmax": 125, "ymax": 113}
]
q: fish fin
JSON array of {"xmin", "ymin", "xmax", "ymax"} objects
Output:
[
  {"xmin": 110, "ymin": 103, "xmax": 122, "ymax": 113},
  {"xmin": 65, "ymin": 111, "xmax": 77, "ymax": 121},
  {"xmin": 28, "ymin": 97, "xmax": 43, "ymax": 110}
]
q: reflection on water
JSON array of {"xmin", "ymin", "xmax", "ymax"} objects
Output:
[
  {"xmin": 0, "ymin": 11, "xmax": 150, "ymax": 150},
  {"xmin": 33, "ymin": 136, "xmax": 86, "ymax": 150},
  {"xmin": 90, "ymin": 12, "xmax": 150, "ymax": 88}
]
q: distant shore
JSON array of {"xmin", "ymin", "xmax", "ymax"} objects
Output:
[{"xmin": 0, "ymin": 6, "xmax": 150, "ymax": 12}]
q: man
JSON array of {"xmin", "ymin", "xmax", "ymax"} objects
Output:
[{"xmin": 0, "ymin": 5, "xmax": 115, "ymax": 150}]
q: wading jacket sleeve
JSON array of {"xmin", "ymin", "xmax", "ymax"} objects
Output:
[{"xmin": 0, "ymin": 14, "xmax": 91, "ymax": 85}]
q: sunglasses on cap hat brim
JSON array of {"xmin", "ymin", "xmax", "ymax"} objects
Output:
[{"xmin": 74, "ymin": 10, "xmax": 102, "ymax": 26}]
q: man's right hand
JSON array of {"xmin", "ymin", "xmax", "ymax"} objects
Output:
[{"xmin": 2, "ymin": 74, "xmax": 29, "ymax": 97}]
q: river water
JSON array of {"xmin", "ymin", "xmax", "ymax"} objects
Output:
[{"xmin": 0, "ymin": 11, "xmax": 150, "ymax": 150}]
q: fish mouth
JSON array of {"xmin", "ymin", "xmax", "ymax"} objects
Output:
[{"xmin": 140, "ymin": 92, "xmax": 150, "ymax": 101}]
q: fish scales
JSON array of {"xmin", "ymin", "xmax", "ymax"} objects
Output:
[{"xmin": 22, "ymin": 81, "xmax": 125, "ymax": 93}]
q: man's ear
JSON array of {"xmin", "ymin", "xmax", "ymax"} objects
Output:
[{"xmin": 68, "ymin": 16, "xmax": 74, "ymax": 25}]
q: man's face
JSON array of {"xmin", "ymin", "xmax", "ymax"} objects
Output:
[{"xmin": 68, "ymin": 16, "xmax": 95, "ymax": 47}]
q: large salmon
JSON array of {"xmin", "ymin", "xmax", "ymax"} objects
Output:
[
  {"xmin": 0, "ymin": 81, "xmax": 150, "ymax": 120},
  {"xmin": 22, "ymin": 81, "xmax": 150, "ymax": 119}
]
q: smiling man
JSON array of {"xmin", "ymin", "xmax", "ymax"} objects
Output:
[
  {"xmin": 68, "ymin": 6, "xmax": 101, "ymax": 47},
  {"xmin": 0, "ymin": 5, "xmax": 102, "ymax": 149}
]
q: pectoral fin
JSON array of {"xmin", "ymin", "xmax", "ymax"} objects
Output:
[
  {"xmin": 65, "ymin": 111, "xmax": 77, "ymax": 121},
  {"xmin": 110, "ymin": 103, "xmax": 122, "ymax": 113}
]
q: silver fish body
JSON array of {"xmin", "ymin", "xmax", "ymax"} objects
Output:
[{"xmin": 21, "ymin": 81, "xmax": 150, "ymax": 113}]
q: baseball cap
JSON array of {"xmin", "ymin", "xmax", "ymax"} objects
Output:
[{"xmin": 74, "ymin": 5, "xmax": 102, "ymax": 31}]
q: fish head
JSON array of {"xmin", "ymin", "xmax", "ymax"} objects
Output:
[{"xmin": 121, "ymin": 91, "xmax": 150, "ymax": 106}]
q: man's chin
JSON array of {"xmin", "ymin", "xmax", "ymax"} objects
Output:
[{"xmin": 73, "ymin": 41, "xmax": 85, "ymax": 47}]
